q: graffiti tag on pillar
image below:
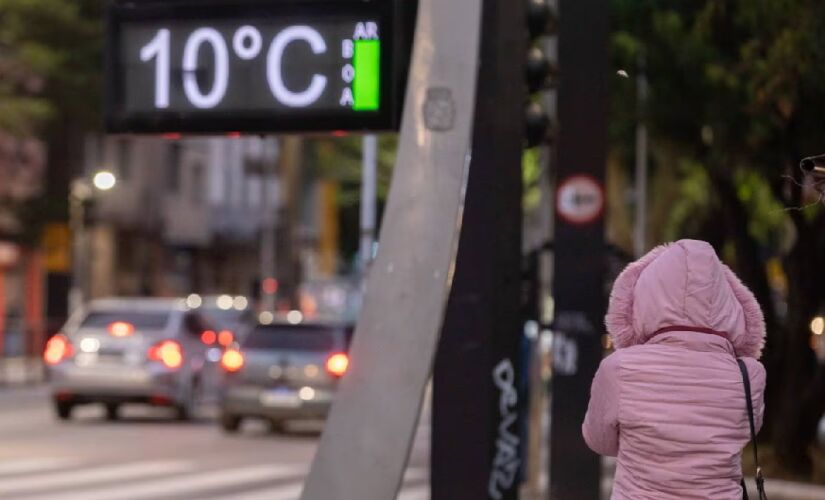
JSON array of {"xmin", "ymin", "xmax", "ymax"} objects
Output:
[
  {"xmin": 488, "ymin": 359, "xmax": 521, "ymax": 499},
  {"xmin": 553, "ymin": 333, "xmax": 578, "ymax": 376}
]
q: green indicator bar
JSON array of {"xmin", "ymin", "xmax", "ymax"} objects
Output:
[{"xmin": 353, "ymin": 39, "xmax": 380, "ymax": 111}]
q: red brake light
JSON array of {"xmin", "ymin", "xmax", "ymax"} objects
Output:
[
  {"xmin": 218, "ymin": 330, "xmax": 234, "ymax": 347},
  {"xmin": 262, "ymin": 278, "xmax": 278, "ymax": 295},
  {"xmin": 201, "ymin": 330, "xmax": 217, "ymax": 345},
  {"xmin": 221, "ymin": 349, "xmax": 244, "ymax": 372},
  {"xmin": 148, "ymin": 340, "xmax": 183, "ymax": 369},
  {"xmin": 326, "ymin": 353, "xmax": 349, "ymax": 377},
  {"xmin": 44, "ymin": 334, "xmax": 73, "ymax": 365},
  {"xmin": 108, "ymin": 322, "xmax": 134, "ymax": 337}
]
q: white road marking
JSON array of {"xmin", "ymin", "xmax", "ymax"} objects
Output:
[
  {"xmin": 0, "ymin": 408, "xmax": 48, "ymax": 429},
  {"xmin": 217, "ymin": 473, "xmax": 430, "ymax": 500},
  {"xmin": 43, "ymin": 463, "xmax": 307, "ymax": 500},
  {"xmin": 218, "ymin": 480, "xmax": 304, "ymax": 500},
  {"xmin": 0, "ymin": 457, "xmax": 79, "ymax": 476},
  {"xmin": 0, "ymin": 460, "xmax": 193, "ymax": 496}
]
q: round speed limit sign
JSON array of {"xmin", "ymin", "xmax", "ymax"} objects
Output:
[{"xmin": 556, "ymin": 175, "xmax": 605, "ymax": 225}]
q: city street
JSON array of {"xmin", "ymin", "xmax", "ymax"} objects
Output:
[
  {"xmin": 1, "ymin": 0, "xmax": 824, "ymax": 497},
  {"xmin": 0, "ymin": 385, "xmax": 430, "ymax": 499}
]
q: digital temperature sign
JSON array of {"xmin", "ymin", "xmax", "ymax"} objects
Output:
[{"xmin": 105, "ymin": 1, "xmax": 405, "ymax": 134}]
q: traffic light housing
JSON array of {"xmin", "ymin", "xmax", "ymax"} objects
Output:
[
  {"xmin": 524, "ymin": 0, "xmax": 557, "ymax": 148},
  {"xmin": 525, "ymin": 101, "xmax": 551, "ymax": 149},
  {"xmin": 526, "ymin": 0, "xmax": 557, "ymax": 38}
]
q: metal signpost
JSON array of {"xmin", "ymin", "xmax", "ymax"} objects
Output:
[
  {"xmin": 549, "ymin": 1, "xmax": 609, "ymax": 499},
  {"xmin": 302, "ymin": 0, "xmax": 485, "ymax": 496}
]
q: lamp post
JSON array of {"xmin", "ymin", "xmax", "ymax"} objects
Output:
[{"xmin": 68, "ymin": 170, "xmax": 116, "ymax": 313}]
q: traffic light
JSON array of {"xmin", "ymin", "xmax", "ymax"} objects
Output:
[
  {"xmin": 525, "ymin": 101, "xmax": 551, "ymax": 148},
  {"xmin": 524, "ymin": 0, "xmax": 558, "ymax": 148}
]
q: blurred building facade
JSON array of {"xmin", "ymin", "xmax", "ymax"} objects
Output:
[
  {"xmin": 82, "ymin": 135, "xmax": 281, "ymax": 299},
  {"xmin": 0, "ymin": 133, "xmax": 48, "ymax": 357}
]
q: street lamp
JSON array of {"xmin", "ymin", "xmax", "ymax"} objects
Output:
[
  {"xmin": 93, "ymin": 170, "xmax": 117, "ymax": 191},
  {"xmin": 68, "ymin": 170, "xmax": 117, "ymax": 313}
]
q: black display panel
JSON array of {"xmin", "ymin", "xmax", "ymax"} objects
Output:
[{"xmin": 106, "ymin": 0, "xmax": 403, "ymax": 134}]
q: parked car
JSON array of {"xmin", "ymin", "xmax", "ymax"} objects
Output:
[
  {"xmin": 218, "ymin": 320, "xmax": 353, "ymax": 433},
  {"xmin": 44, "ymin": 298, "xmax": 217, "ymax": 421}
]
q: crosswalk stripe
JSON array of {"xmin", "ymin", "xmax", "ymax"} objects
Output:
[
  {"xmin": 216, "ymin": 476, "xmax": 430, "ymax": 500},
  {"xmin": 217, "ymin": 480, "xmax": 304, "ymax": 500},
  {"xmin": 0, "ymin": 460, "xmax": 193, "ymax": 496},
  {"xmin": 39, "ymin": 463, "xmax": 307, "ymax": 500},
  {"xmin": 0, "ymin": 457, "xmax": 429, "ymax": 500},
  {"xmin": 0, "ymin": 457, "xmax": 79, "ymax": 476},
  {"xmin": 0, "ymin": 409, "xmax": 48, "ymax": 429}
]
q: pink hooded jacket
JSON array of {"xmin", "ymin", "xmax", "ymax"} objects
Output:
[{"xmin": 583, "ymin": 240, "xmax": 766, "ymax": 500}]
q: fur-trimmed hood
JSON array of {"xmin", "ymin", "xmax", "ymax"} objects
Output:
[{"xmin": 605, "ymin": 239, "xmax": 766, "ymax": 358}]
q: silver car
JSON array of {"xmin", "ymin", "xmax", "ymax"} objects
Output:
[
  {"xmin": 45, "ymin": 298, "xmax": 216, "ymax": 421},
  {"xmin": 219, "ymin": 321, "xmax": 353, "ymax": 433}
]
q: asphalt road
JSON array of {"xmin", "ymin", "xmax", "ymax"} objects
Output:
[{"xmin": 0, "ymin": 385, "xmax": 430, "ymax": 500}]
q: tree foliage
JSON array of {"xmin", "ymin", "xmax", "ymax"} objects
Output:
[
  {"xmin": 612, "ymin": 0, "xmax": 825, "ymax": 475},
  {"xmin": 311, "ymin": 135, "xmax": 397, "ymax": 207},
  {"xmin": 0, "ymin": 0, "xmax": 103, "ymax": 135},
  {"xmin": 0, "ymin": 0, "xmax": 104, "ymax": 242}
]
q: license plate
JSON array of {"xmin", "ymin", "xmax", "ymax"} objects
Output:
[{"xmin": 260, "ymin": 388, "xmax": 301, "ymax": 408}]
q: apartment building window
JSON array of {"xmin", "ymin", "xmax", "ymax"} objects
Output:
[{"xmin": 167, "ymin": 142, "xmax": 181, "ymax": 193}]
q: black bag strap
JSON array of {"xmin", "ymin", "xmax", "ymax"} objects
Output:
[{"xmin": 737, "ymin": 359, "xmax": 767, "ymax": 500}]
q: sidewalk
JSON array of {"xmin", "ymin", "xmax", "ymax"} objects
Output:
[
  {"xmin": 0, "ymin": 357, "xmax": 43, "ymax": 386},
  {"xmin": 522, "ymin": 458, "xmax": 825, "ymax": 499},
  {"xmin": 747, "ymin": 478, "xmax": 825, "ymax": 500}
]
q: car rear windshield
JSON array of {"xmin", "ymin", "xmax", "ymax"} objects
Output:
[
  {"xmin": 244, "ymin": 326, "xmax": 338, "ymax": 351},
  {"xmin": 81, "ymin": 311, "xmax": 170, "ymax": 330},
  {"xmin": 203, "ymin": 309, "xmax": 252, "ymax": 327}
]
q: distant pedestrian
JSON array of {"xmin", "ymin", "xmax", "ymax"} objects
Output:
[{"xmin": 583, "ymin": 239, "xmax": 766, "ymax": 499}]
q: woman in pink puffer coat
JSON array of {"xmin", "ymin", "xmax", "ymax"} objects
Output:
[{"xmin": 583, "ymin": 239, "xmax": 766, "ymax": 499}]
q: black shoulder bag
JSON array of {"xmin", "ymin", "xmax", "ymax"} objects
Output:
[{"xmin": 738, "ymin": 359, "xmax": 767, "ymax": 500}]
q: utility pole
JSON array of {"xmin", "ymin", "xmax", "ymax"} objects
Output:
[
  {"xmin": 549, "ymin": 1, "xmax": 609, "ymax": 499},
  {"xmin": 260, "ymin": 137, "xmax": 278, "ymax": 313},
  {"xmin": 300, "ymin": 0, "xmax": 484, "ymax": 497},
  {"xmin": 277, "ymin": 136, "xmax": 302, "ymax": 310},
  {"xmin": 68, "ymin": 180, "xmax": 92, "ymax": 314},
  {"xmin": 360, "ymin": 134, "xmax": 377, "ymax": 271},
  {"xmin": 526, "ymin": 23, "xmax": 558, "ymax": 494}
]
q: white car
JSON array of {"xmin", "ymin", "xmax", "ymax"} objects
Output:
[{"xmin": 45, "ymin": 298, "xmax": 217, "ymax": 421}]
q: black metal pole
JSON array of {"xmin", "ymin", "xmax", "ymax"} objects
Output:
[
  {"xmin": 548, "ymin": 1, "xmax": 609, "ymax": 499},
  {"xmin": 431, "ymin": 0, "xmax": 526, "ymax": 498}
]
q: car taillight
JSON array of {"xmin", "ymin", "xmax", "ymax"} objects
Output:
[
  {"xmin": 44, "ymin": 334, "xmax": 73, "ymax": 365},
  {"xmin": 218, "ymin": 330, "xmax": 234, "ymax": 347},
  {"xmin": 200, "ymin": 330, "xmax": 217, "ymax": 345},
  {"xmin": 147, "ymin": 340, "xmax": 183, "ymax": 369},
  {"xmin": 108, "ymin": 321, "xmax": 134, "ymax": 337},
  {"xmin": 326, "ymin": 353, "xmax": 349, "ymax": 377},
  {"xmin": 221, "ymin": 349, "xmax": 244, "ymax": 372}
]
